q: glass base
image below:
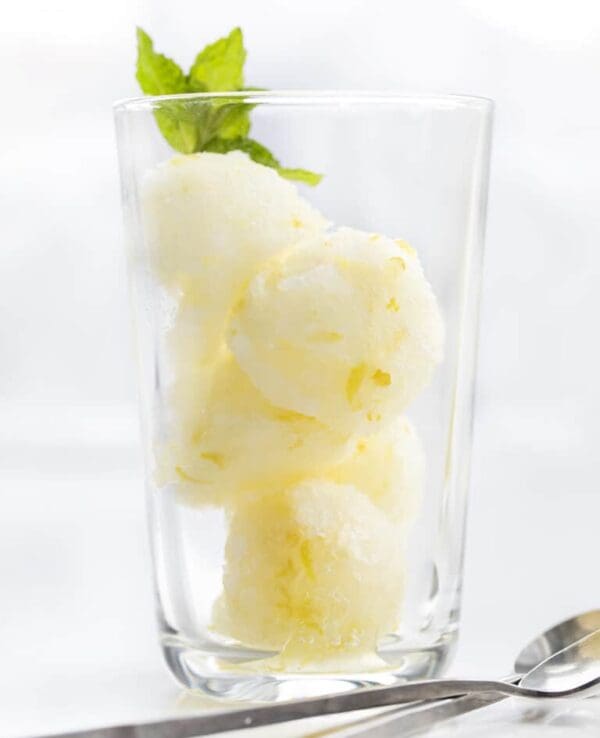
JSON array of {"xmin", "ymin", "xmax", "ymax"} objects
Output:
[{"xmin": 161, "ymin": 630, "xmax": 458, "ymax": 701}]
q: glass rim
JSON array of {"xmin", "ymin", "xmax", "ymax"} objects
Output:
[{"xmin": 113, "ymin": 89, "xmax": 494, "ymax": 113}]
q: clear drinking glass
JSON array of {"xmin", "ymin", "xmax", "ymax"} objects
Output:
[{"xmin": 114, "ymin": 92, "xmax": 492, "ymax": 700}]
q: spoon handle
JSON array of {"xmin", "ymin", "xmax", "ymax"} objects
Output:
[
  {"xmin": 41, "ymin": 679, "xmax": 522, "ymax": 738},
  {"xmin": 319, "ymin": 675, "xmax": 522, "ymax": 738}
]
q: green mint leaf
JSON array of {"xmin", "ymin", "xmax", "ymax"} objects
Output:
[
  {"xmin": 205, "ymin": 98, "xmax": 253, "ymax": 139},
  {"xmin": 153, "ymin": 103, "xmax": 198, "ymax": 154},
  {"xmin": 205, "ymin": 137, "xmax": 322, "ymax": 186},
  {"xmin": 151, "ymin": 98, "xmax": 252, "ymax": 153},
  {"xmin": 186, "ymin": 29, "xmax": 250, "ymax": 139},
  {"xmin": 136, "ymin": 28, "xmax": 188, "ymax": 96},
  {"xmin": 277, "ymin": 167, "xmax": 324, "ymax": 186},
  {"xmin": 135, "ymin": 29, "xmax": 323, "ymax": 185},
  {"xmin": 188, "ymin": 27, "xmax": 245, "ymax": 92},
  {"xmin": 206, "ymin": 136, "xmax": 278, "ymax": 165},
  {"xmin": 136, "ymin": 28, "xmax": 197, "ymax": 153}
]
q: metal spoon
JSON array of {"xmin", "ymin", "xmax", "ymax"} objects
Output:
[
  {"xmin": 40, "ymin": 610, "xmax": 600, "ymax": 738},
  {"xmin": 323, "ymin": 613, "xmax": 600, "ymax": 738},
  {"xmin": 365, "ymin": 629, "xmax": 600, "ymax": 704}
]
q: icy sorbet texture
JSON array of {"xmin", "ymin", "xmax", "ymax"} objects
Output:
[{"xmin": 142, "ymin": 151, "xmax": 444, "ymax": 669}]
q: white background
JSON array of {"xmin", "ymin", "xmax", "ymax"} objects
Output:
[{"xmin": 1, "ymin": 0, "xmax": 599, "ymax": 735}]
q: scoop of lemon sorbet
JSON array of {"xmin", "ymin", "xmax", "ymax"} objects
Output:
[
  {"xmin": 156, "ymin": 354, "xmax": 350, "ymax": 508},
  {"xmin": 327, "ymin": 417, "xmax": 425, "ymax": 523},
  {"xmin": 142, "ymin": 151, "xmax": 328, "ymax": 360},
  {"xmin": 229, "ymin": 227, "xmax": 444, "ymax": 434},
  {"xmin": 212, "ymin": 480, "xmax": 405, "ymax": 669}
]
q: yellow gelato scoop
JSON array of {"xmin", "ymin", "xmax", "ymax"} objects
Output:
[
  {"xmin": 229, "ymin": 227, "xmax": 444, "ymax": 434},
  {"xmin": 142, "ymin": 151, "xmax": 328, "ymax": 360},
  {"xmin": 212, "ymin": 480, "xmax": 405, "ymax": 669},
  {"xmin": 328, "ymin": 417, "xmax": 424, "ymax": 524},
  {"xmin": 156, "ymin": 355, "xmax": 350, "ymax": 508}
]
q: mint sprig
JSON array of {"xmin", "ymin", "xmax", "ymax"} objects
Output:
[{"xmin": 135, "ymin": 28, "xmax": 322, "ymax": 186}]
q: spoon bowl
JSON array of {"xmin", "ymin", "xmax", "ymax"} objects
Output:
[
  {"xmin": 515, "ymin": 610, "xmax": 600, "ymax": 675},
  {"xmin": 520, "ymin": 629, "xmax": 600, "ymax": 695}
]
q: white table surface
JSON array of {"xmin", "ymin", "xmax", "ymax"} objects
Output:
[{"xmin": 1, "ymin": 405, "xmax": 598, "ymax": 737}]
